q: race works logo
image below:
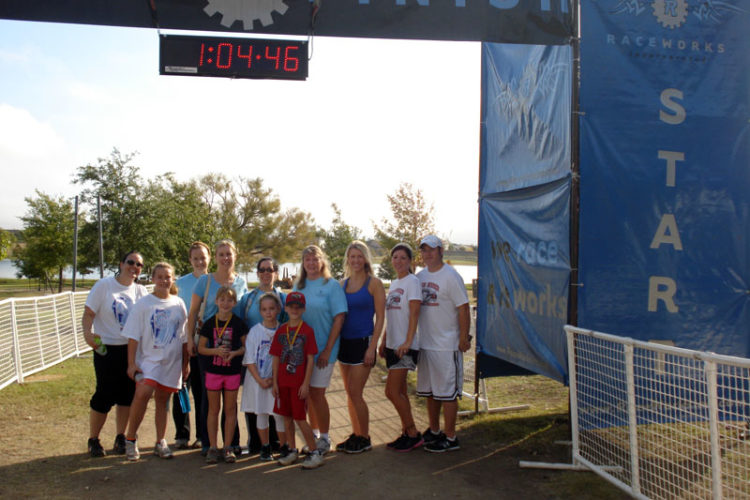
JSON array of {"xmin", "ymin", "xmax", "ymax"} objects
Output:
[
  {"xmin": 651, "ymin": 0, "xmax": 689, "ymax": 28},
  {"xmin": 204, "ymin": 0, "xmax": 289, "ymax": 29}
]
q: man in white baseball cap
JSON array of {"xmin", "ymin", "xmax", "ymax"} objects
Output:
[{"xmin": 416, "ymin": 234, "xmax": 471, "ymax": 452}]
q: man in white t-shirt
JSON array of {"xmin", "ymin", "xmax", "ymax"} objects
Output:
[{"xmin": 416, "ymin": 234, "xmax": 471, "ymax": 452}]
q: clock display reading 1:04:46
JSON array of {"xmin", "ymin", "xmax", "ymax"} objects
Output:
[{"xmin": 159, "ymin": 34, "xmax": 308, "ymax": 80}]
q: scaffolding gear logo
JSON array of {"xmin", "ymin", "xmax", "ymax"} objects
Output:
[
  {"xmin": 652, "ymin": 0, "xmax": 689, "ymax": 28},
  {"xmin": 204, "ymin": 0, "xmax": 289, "ymax": 29}
]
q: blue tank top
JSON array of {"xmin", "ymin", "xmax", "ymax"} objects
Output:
[{"xmin": 340, "ymin": 277, "xmax": 375, "ymax": 340}]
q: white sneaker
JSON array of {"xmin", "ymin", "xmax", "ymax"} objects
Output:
[
  {"xmin": 277, "ymin": 448, "xmax": 299, "ymax": 466},
  {"xmin": 302, "ymin": 450, "xmax": 324, "ymax": 469},
  {"xmin": 126, "ymin": 439, "xmax": 140, "ymax": 461},
  {"xmin": 155, "ymin": 438, "xmax": 173, "ymax": 459},
  {"xmin": 315, "ymin": 436, "xmax": 331, "ymax": 455}
]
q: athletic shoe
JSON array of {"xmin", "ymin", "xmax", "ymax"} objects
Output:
[
  {"xmin": 200, "ymin": 446, "xmax": 209, "ymax": 457},
  {"xmin": 155, "ymin": 439, "xmax": 174, "ymax": 459},
  {"xmin": 422, "ymin": 428, "xmax": 444, "ymax": 445},
  {"xmin": 190, "ymin": 439, "xmax": 202, "ymax": 449},
  {"xmin": 232, "ymin": 445, "xmax": 243, "ymax": 457},
  {"xmin": 113, "ymin": 433, "xmax": 127, "ymax": 455},
  {"xmin": 424, "ymin": 435, "xmax": 460, "ymax": 453},
  {"xmin": 223, "ymin": 447, "xmax": 237, "ymax": 463},
  {"xmin": 386, "ymin": 433, "xmax": 408, "ymax": 449},
  {"xmin": 259, "ymin": 444, "xmax": 273, "ymax": 461},
  {"xmin": 336, "ymin": 434, "xmax": 355, "ymax": 452},
  {"xmin": 174, "ymin": 438, "xmax": 190, "ymax": 450},
  {"xmin": 205, "ymin": 447, "xmax": 220, "ymax": 464},
  {"xmin": 394, "ymin": 433, "xmax": 424, "ymax": 452},
  {"xmin": 301, "ymin": 450, "xmax": 324, "ymax": 469},
  {"xmin": 316, "ymin": 436, "xmax": 331, "ymax": 455},
  {"xmin": 126, "ymin": 439, "xmax": 140, "ymax": 461},
  {"xmin": 345, "ymin": 435, "xmax": 372, "ymax": 454},
  {"xmin": 88, "ymin": 438, "xmax": 106, "ymax": 458},
  {"xmin": 277, "ymin": 448, "xmax": 299, "ymax": 466}
]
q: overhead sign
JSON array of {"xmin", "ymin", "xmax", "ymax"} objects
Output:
[{"xmin": 0, "ymin": 0, "xmax": 574, "ymax": 45}]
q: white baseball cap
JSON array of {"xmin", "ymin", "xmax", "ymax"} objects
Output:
[{"xmin": 419, "ymin": 235, "xmax": 442, "ymax": 248}]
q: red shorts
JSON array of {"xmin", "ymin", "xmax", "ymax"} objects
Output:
[
  {"xmin": 205, "ymin": 373, "xmax": 241, "ymax": 391},
  {"xmin": 274, "ymin": 385, "xmax": 307, "ymax": 421},
  {"xmin": 142, "ymin": 378, "xmax": 179, "ymax": 394}
]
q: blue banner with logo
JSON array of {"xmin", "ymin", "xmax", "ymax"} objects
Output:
[
  {"xmin": 578, "ymin": 0, "xmax": 750, "ymax": 356},
  {"xmin": 477, "ymin": 43, "xmax": 572, "ymax": 383}
]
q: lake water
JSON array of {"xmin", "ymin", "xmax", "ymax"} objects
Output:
[{"xmin": 1, "ymin": 259, "xmax": 478, "ymax": 284}]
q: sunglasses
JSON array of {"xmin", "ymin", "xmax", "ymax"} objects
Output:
[
  {"xmin": 126, "ymin": 259, "xmax": 144, "ymax": 268},
  {"xmin": 258, "ymin": 268, "xmax": 275, "ymax": 273}
]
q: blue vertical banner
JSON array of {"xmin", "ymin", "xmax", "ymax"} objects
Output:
[
  {"xmin": 578, "ymin": 0, "xmax": 750, "ymax": 355},
  {"xmin": 477, "ymin": 43, "xmax": 572, "ymax": 382}
]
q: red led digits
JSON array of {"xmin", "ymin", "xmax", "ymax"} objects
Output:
[
  {"xmin": 199, "ymin": 43, "xmax": 205, "ymax": 66},
  {"xmin": 265, "ymin": 46, "xmax": 281, "ymax": 70},
  {"xmin": 236, "ymin": 44, "xmax": 253, "ymax": 68},
  {"xmin": 283, "ymin": 46, "xmax": 300, "ymax": 72},
  {"xmin": 216, "ymin": 42, "xmax": 232, "ymax": 69}
]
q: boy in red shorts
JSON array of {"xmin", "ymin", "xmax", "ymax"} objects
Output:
[{"xmin": 270, "ymin": 292, "xmax": 322, "ymax": 469}]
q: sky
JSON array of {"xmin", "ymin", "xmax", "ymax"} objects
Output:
[{"xmin": 0, "ymin": 19, "xmax": 481, "ymax": 245}]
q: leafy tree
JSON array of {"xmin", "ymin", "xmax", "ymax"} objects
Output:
[
  {"xmin": 322, "ymin": 204, "xmax": 363, "ymax": 279},
  {"xmin": 0, "ymin": 229, "xmax": 15, "ymax": 260},
  {"xmin": 13, "ymin": 191, "xmax": 75, "ymax": 292},
  {"xmin": 373, "ymin": 182, "xmax": 436, "ymax": 279}
]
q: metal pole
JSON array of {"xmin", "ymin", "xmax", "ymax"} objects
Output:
[
  {"xmin": 72, "ymin": 196, "xmax": 78, "ymax": 291},
  {"xmin": 97, "ymin": 195, "xmax": 104, "ymax": 278}
]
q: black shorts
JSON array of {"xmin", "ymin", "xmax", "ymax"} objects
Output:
[
  {"xmin": 90, "ymin": 344, "xmax": 136, "ymax": 413},
  {"xmin": 337, "ymin": 336, "xmax": 372, "ymax": 365},
  {"xmin": 384, "ymin": 347, "xmax": 419, "ymax": 370}
]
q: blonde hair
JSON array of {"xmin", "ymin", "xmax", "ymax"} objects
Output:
[
  {"xmin": 296, "ymin": 245, "xmax": 331, "ymax": 290},
  {"xmin": 215, "ymin": 285, "xmax": 237, "ymax": 303},
  {"xmin": 258, "ymin": 292, "xmax": 282, "ymax": 311},
  {"xmin": 215, "ymin": 239, "xmax": 238, "ymax": 257},
  {"xmin": 343, "ymin": 240, "xmax": 374, "ymax": 278},
  {"xmin": 152, "ymin": 262, "xmax": 178, "ymax": 295}
]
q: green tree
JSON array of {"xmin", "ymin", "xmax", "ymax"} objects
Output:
[
  {"xmin": 0, "ymin": 229, "xmax": 15, "ymax": 260},
  {"xmin": 13, "ymin": 191, "xmax": 76, "ymax": 292},
  {"xmin": 322, "ymin": 203, "xmax": 363, "ymax": 279},
  {"xmin": 373, "ymin": 182, "xmax": 436, "ymax": 279}
]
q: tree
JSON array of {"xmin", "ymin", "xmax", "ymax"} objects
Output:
[
  {"xmin": 13, "ymin": 191, "xmax": 76, "ymax": 292},
  {"xmin": 322, "ymin": 204, "xmax": 363, "ymax": 279},
  {"xmin": 373, "ymin": 182, "xmax": 436, "ymax": 279},
  {"xmin": 0, "ymin": 229, "xmax": 14, "ymax": 260}
]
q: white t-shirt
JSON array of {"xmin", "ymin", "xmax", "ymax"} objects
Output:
[
  {"xmin": 122, "ymin": 294, "xmax": 187, "ymax": 390},
  {"xmin": 385, "ymin": 273, "xmax": 422, "ymax": 350},
  {"xmin": 85, "ymin": 276, "xmax": 149, "ymax": 345},
  {"xmin": 241, "ymin": 322, "xmax": 278, "ymax": 414},
  {"xmin": 416, "ymin": 264, "xmax": 469, "ymax": 351}
]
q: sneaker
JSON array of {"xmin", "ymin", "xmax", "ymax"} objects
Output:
[
  {"xmin": 277, "ymin": 448, "xmax": 298, "ymax": 466},
  {"xmin": 174, "ymin": 438, "xmax": 190, "ymax": 450},
  {"xmin": 200, "ymin": 446, "xmax": 209, "ymax": 457},
  {"xmin": 301, "ymin": 450, "xmax": 324, "ymax": 469},
  {"xmin": 205, "ymin": 447, "xmax": 220, "ymax": 464},
  {"xmin": 422, "ymin": 428, "xmax": 444, "ymax": 445},
  {"xmin": 387, "ymin": 433, "xmax": 408, "ymax": 449},
  {"xmin": 345, "ymin": 435, "xmax": 372, "ymax": 454},
  {"xmin": 425, "ymin": 435, "xmax": 460, "ymax": 453},
  {"xmin": 232, "ymin": 445, "xmax": 243, "ymax": 457},
  {"xmin": 191, "ymin": 439, "xmax": 203, "ymax": 449},
  {"xmin": 277, "ymin": 444, "xmax": 291, "ymax": 459},
  {"xmin": 259, "ymin": 444, "xmax": 273, "ymax": 461},
  {"xmin": 113, "ymin": 433, "xmax": 127, "ymax": 455},
  {"xmin": 126, "ymin": 439, "xmax": 140, "ymax": 461},
  {"xmin": 224, "ymin": 447, "xmax": 237, "ymax": 463},
  {"xmin": 394, "ymin": 433, "xmax": 424, "ymax": 452},
  {"xmin": 336, "ymin": 434, "xmax": 355, "ymax": 452},
  {"xmin": 155, "ymin": 439, "xmax": 174, "ymax": 459},
  {"xmin": 315, "ymin": 436, "xmax": 331, "ymax": 455},
  {"xmin": 88, "ymin": 438, "xmax": 106, "ymax": 458}
]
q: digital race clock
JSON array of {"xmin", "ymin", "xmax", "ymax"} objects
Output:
[{"xmin": 159, "ymin": 34, "xmax": 308, "ymax": 81}]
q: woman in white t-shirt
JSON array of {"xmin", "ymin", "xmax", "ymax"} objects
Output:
[
  {"xmin": 82, "ymin": 251, "xmax": 149, "ymax": 458},
  {"xmin": 378, "ymin": 242, "xmax": 424, "ymax": 452}
]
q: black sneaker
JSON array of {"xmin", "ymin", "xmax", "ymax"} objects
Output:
[
  {"xmin": 394, "ymin": 433, "xmax": 424, "ymax": 452},
  {"xmin": 113, "ymin": 434, "xmax": 127, "ymax": 455},
  {"xmin": 344, "ymin": 435, "xmax": 372, "ymax": 454},
  {"xmin": 259, "ymin": 444, "xmax": 273, "ymax": 461},
  {"xmin": 277, "ymin": 444, "xmax": 291, "ymax": 459},
  {"xmin": 336, "ymin": 434, "xmax": 355, "ymax": 452},
  {"xmin": 422, "ymin": 428, "xmax": 444, "ymax": 445},
  {"xmin": 88, "ymin": 437, "xmax": 106, "ymax": 457},
  {"xmin": 425, "ymin": 435, "xmax": 460, "ymax": 453}
]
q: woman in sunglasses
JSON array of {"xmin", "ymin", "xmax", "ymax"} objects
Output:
[{"xmin": 82, "ymin": 251, "xmax": 149, "ymax": 458}]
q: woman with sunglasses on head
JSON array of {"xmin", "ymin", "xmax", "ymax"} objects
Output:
[
  {"xmin": 186, "ymin": 239, "xmax": 248, "ymax": 456},
  {"xmin": 238, "ymin": 257, "xmax": 286, "ymax": 454},
  {"xmin": 82, "ymin": 251, "xmax": 149, "ymax": 458}
]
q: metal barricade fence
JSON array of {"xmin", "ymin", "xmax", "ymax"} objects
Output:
[{"xmin": 566, "ymin": 325, "xmax": 750, "ymax": 499}]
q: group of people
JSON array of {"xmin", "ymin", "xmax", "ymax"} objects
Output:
[{"xmin": 81, "ymin": 234, "xmax": 470, "ymax": 470}]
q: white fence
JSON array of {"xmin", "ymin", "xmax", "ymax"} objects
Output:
[
  {"xmin": 566, "ymin": 325, "xmax": 750, "ymax": 499},
  {"xmin": 0, "ymin": 291, "xmax": 92, "ymax": 390}
]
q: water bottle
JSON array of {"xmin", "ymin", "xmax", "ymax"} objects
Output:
[{"xmin": 93, "ymin": 336, "xmax": 107, "ymax": 356}]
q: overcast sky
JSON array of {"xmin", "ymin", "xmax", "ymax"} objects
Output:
[{"xmin": 0, "ymin": 19, "xmax": 481, "ymax": 244}]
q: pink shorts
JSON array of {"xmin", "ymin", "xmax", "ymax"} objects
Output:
[{"xmin": 205, "ymin": 373, "xmax": 241, "ymax": 391}]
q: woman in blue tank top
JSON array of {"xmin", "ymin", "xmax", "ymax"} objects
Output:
[{"xmin": 336, "ymin": 241, "xmax": 385, "ymax": 454}]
